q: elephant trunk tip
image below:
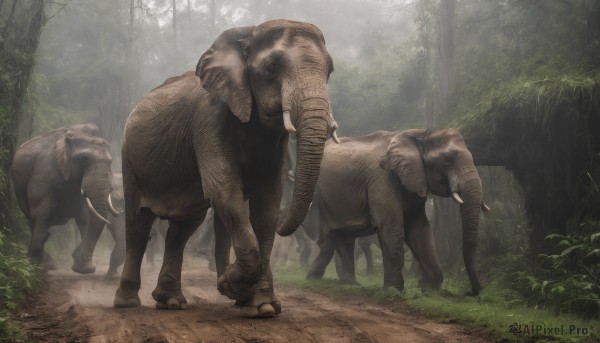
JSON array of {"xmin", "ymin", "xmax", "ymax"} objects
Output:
[{"xmin": 276, "ymin": 221, "xmax": 298, "ymax": 237}]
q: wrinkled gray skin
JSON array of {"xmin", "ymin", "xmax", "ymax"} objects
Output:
[
  {"xmin": 285, "ymin": 129, "xmax": 487, "ymax": 295},
  {"xmin": 114, "ymin": 19, "xmax": 337, "ymax": 318},
  {"xmin": 105, "ymin": 172, "xmax": 126, "ymax": 277},
  {"xmin": 11, "ymin": 123, "xmax": 114, "ymax": 274}
]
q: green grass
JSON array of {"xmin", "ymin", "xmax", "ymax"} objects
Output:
[{"xmin": 274, "ymin": 264, "xmax": 600, "ymax": 342}]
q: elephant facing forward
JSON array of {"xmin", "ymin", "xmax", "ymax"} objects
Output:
[
  {"xmin": 11, "ymin": 123, "xmax": 120, "ymax": 274},
  {"xmin": 114, "ymin": 19, "xmax": 338, "ymax": 318},
  {"xmin": 282, "ymin": 129, "xmax": 490, "ymax": 295}
]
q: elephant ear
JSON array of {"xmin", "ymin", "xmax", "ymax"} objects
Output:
[
  {"xmin": 196, "ymin": 26, "xmax": 255, "ymax": 123},
  {"xmin": 380, "ymin": 129, "xmax": 428, "ymax": 198},
  {"xmin": 55, "ymin": 130, "xmax": 73, "ymax": 181}
]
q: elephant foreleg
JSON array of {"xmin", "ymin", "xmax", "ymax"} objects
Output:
[
  {"xmin": 72, "ymin": 210, "xmax": 97, "ymax": 274},
  {"xmin": 29, "ymin": 216, "xmax": 53, "ymax": 268},
  {"xmin": 213, "ymin": 191, "xmax": 262, "ymax": 304},
  {"xmin": 404, "ymin": 205, "xmax": 443, "ymax": 290},
  {"xmin": 307, "ymin": 236, "xmax": 336, "ymax": 280},
  {"xmin": 358, "ymin": 237, "xmax": 374, "ymax": 275},
  {"xmin": 235, "ymin": 189, "xmax": 282, "ymax": 318},
  {"xmin": 152, "ymin": 218, "xmax": 203, "ymax": 310},
  {"xmin": 213, "ymin": 213, "xmax": 231, "ymax": 277},
  {"xmin": 106, "ymin": 218, "xmax": 126, "ymax": 277},
  {"xmin": 114, "ymin": 206, "xmax": 156, "ymax": 308},
  {"xmin": 334, "ymin": 235, "xmax": 360, "ymax": 286}
]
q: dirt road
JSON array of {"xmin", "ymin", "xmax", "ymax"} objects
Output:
[{"xmin": 13, "ymin": 260, "xmax": 491, "ymax": 343}]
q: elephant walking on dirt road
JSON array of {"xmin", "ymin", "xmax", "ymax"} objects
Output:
[
  {"xmin": 282, "ymin": 129, "xmax": 490, "ymax": 295},
  {"xmin": 114, "ymin": 19, "xmax": 339, "ymax": 318},
  {"xmin": 11, "ymin": 123, "xmax": 121, "ymax": 274}
]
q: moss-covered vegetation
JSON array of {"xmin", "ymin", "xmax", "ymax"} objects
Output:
[{"xmin": 275, "ymin": 264, "xmax": 600, "ymax": 342}]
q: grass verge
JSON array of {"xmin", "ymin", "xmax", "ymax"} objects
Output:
[{"xmin": 274, "ymin": 266, "xmax": 600, "ymax": 342}]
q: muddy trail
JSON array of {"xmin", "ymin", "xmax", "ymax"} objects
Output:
[{"xmin": 12, "ymin": 259, "xmax": 491, "ymax": 343}]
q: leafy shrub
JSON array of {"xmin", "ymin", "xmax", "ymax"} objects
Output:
[
  {"xmin": 508, "ymin": 226, "xmax": 600, "ymax": 319},
  {"xmin": 0, "ymin": 230, "xmax": 40, "ymax": 341}
]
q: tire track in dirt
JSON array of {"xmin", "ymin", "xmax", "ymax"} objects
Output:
[{"xmin": 13, "ymin": 260, "xmax": 492, "ymax": 342}]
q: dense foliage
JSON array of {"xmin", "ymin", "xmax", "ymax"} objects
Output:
[{"xmin": 1, "ymin": 0, "xmax": 600, "ymax": 338}]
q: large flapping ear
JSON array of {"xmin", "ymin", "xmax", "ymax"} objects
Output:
[
  {"xmin": 380, "ymin": 129, "xmax": 428, "ymax": 198},
  {"xmin": 196, "ymin": 26, "xmax": 254, "ymax": 123},
  {"xmin": 55, "ymin": 130, "xmax": 73, "ymax": 181}
]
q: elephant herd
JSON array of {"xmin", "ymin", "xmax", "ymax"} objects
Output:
[{"xmin": 10, "ymin": 19, "xmax": 489, "ymax": 318}]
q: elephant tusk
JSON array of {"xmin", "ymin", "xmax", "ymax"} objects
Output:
[
  {"xmin": 108, "ymin": 194, "xmax": 124, "ymax": 216},
  {"xmin": 86, "ymin": 197, "xmax": 111, "ymax": 225},
  {"xmin": 283, "ymin": 110, "xmax": 296, "ymax": 133},
  {"xmin": 332, "ymin": 129, "xmax": 340, "ymax": 144},
  {"xmin": 481, "ymin": 201, "xmax": 492, "ymax": 213},
  {"xmin": 451, "ymin": 192, "xmax": 464, "ymax": 205},
  {"xmin": 328, "ymin": 112, "xmax": 340, "ymax": 144}
]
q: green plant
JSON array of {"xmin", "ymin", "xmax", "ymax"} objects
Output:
[{"xmin": 0, "ymin": 230, "xmax": 40, "ymax": 341}]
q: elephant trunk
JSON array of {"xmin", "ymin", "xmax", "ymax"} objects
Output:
[
  {"xmin": 456, "ymin": 164, "xmax": 483, "ymax": 295},
  {"xmin": 277, "ymin": 105, "xmax": 328, "ymax": 237},
  {"xmin": 78, "ymin": 169, "xmax": 112, "ymax": 262}
]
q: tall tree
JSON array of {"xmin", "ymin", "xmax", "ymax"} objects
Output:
[{"xmin": 0, "ymin": 0, "xmax": 47, "ymax": 233}]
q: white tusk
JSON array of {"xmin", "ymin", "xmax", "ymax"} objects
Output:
[
  {"xmin": 481, "ymin": 201, "xmax": 491, "ymax": 213},
  {"xmin": 86, "ymin": 197, "xmax": 111, "ymax": 225},
  {"xmin": 108, "ymin": 194, "xmax": 123, "ymax": 216},
  {"xmin": 328, "ymin": 111, "xmax": 341, "ymax": 144},
  {"xmin": 283, "ymin": 110, "xmax": 296, "ymax": 133},
  {"xmin": 81, "ymin": 188, "xmax": 84, "ymax": 195},
  {"xmin": 332, "ymin": 128, "xmax": 340, "ymax": 144},
  {"xmin": 451, "ymin": 192, "xmax": 464, "ymax": 205}
]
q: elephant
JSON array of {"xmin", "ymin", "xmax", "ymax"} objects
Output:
[
  {"xmin": 11, "ymin": 123, "xmax": 121, "ymax": 273},
  {"xmin": 281, "ymin": 128, "xmax": 490, "ymax": 295},
  {"xmin": 113, "ymin": 19, "xmax": 339, "ymax": 318}
]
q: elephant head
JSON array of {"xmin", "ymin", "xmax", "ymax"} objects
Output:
[
  {"xmin": 196, "ymin": 19, "xmax": 338, "ymax": 236},
  {"xmin": 55, "ymin": 129, "xmax": 116, "ymax": 224},
  {"xmin": 381, "ymin": 128, "xmax": 490, "ymax": 295}
]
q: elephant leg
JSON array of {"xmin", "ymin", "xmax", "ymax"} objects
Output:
[
  {"xmin": 145, "ymin": 224, "xmax": 158, "ymax": 269},
  {"xmin": 307, "ymin": 236, "xmax": 336, "ymax": 280},
  {"xmin": 213, "ymin": 213, "xmax": 231, "ymax": 277},
  {"xmin": 106, "ymin": 219, "xmax": 126, "ymax": 278},
  {"xmin": 114, "ymin": 203, "xmax": 156, "ymax": 308},
  {"xmin": 370, "ymin": 181, "xmax": 405, "ymax": 291},
  {"xmin": 404, "ymin": 205, "xmax": 443, "ymax": 290},
  {"xmin": 152, "ymin": 218, "xmax": 203, "ymax": 310},
  {"xmin": 235, "ymin": 189, "xmax": 282, "ymax": 318},
  {"xmin": 358, "ymin": 238, "xmax": 374, "ymax": 275},
  {"xmin": 294, "ymin": 228, "xmax": 311, "ymax": 268},
  {"xmin": 213, "ymin": 192, "xmax": 262, "ymax": 304},
  {"xmin": 334, "ymin": 235, "xmax": 360, "ymax": 286},
  {"xmin": 71, "ymin": 209, "xmax": 97, "ymax": 274},
  {"xmin": 29, "ymin": 216, "xmax": 53, "ymax": 269}
]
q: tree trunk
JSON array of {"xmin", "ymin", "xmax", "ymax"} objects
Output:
[{"xmin": 0, "ymin": 0, "xmax": 46, "ymax": 235}]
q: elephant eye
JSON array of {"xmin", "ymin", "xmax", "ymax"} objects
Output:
[
  {"xmin": 79, "ymin": 156, "xmax": 90, "ymax": 166},
  {"xmin": 442, "ymin": 156, "xmax": 453, "ymax": 166},
  {"xmin": 264, "ymin": 61, "xmax": 279, "ymax": 78}
]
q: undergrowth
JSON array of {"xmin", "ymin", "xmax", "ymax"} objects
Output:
[
  {"xmin": 0, "ymin": 230, "xmax": 40, "ymax": 342},
  {"xmin": 275, "ymin": 259, "xmax": 600, "ymax": 342}
]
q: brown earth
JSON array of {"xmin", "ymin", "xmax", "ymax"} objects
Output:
[{"xmin": 12, "ymin": 259, "xmax": 493, "ymax": 343}]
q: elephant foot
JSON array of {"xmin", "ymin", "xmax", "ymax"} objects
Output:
[
  {"xmin": 71, "ymin": 261, "xmax": 96, "ymax": 274},
  {"xmin": 306, "ymin": 269, "xmax": 325, "ymax": 280},
  {"xmin": 235, "ymin": 289, "xmax": 281, "ymax": 318},
  {"xmin": 466, "ymin": 288, "xmax": 481, "ymax": 296},
  {"xmin": 383, "ymin": 283, "xmax": 404, "ymax": 292},
  {"xmin": 217, "ymin": 263, "xmax": 260, "ymax": 302},
  {"xmin": 152, "ymin": 280, "xmax": 188, "ymax": 310},
  {"xmin": 339, "ymin": 278, "xmax": 361, "ymax": 286},
  {"xmin": 114, "ymin": 287, "xmax": 141, "ymax": 308},
  {"xmin": 103, "ymin": 270, "xmax": 119, "ymax": 280}
]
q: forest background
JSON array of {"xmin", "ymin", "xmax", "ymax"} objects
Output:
[{"xmin": 1, "ymin": 0, "xmax": 599, "ymax": 338}]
